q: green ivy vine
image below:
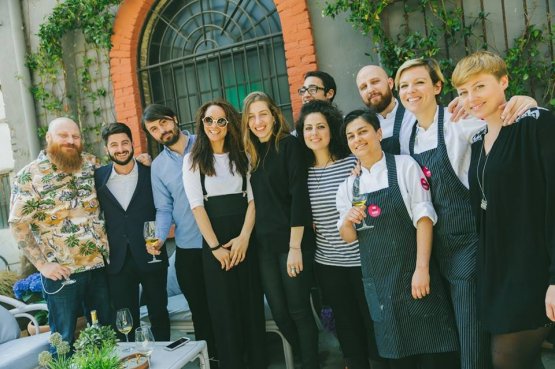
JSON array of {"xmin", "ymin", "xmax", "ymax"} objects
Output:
[
  {"xmin": 323, "ymin": 0, "xmax": 554, "ymax": 107},
  {"xmin": 26, "ymin": 0, "xmax": 122, "ymax": 153}
]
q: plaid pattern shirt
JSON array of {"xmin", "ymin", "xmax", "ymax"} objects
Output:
[{"xmin": 9, "ymin": 151, "xmax": 108, "ymax": 273}]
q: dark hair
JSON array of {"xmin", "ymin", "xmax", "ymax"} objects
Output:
[
  {"xmin": 101, "ymin": 122, "xmax": 133, "ymax": 145},
  {"xmin": 295, "ymin": 100, "xmax": 349, "ymax": 166},
  {"xmin": 340, "ymin": 109, "xmax": 381, "ymax": 145},
  {"xmin": 142, "ymin": 104, "xmax": 177, "ymax": 131},
  {"xmin": 304, "ymin": 71, "xmax": 337, "ymax": 102},
  {"xmin": 190, "ymin": 100, "xmax": 248, "ymax": 177}
]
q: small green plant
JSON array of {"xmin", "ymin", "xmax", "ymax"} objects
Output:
[
  {"xmin": 71, "ymin": 345, "xmax": 122, "ymax": 369},
  {"xmin": 38, "ymin": 333, "xmax": 72, "ymax": 369},
  {"xmin": 73, "ymin": 323, "xmax": 118, "ymax": 355}
]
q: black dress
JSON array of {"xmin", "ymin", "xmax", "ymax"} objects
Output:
[{"xmin": 469, "ymin": 107, "xmax": 555, "ymax": 334}]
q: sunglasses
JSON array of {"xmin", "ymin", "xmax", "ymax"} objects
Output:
[{"xmin": 202, "ymin": 116, "xmax": 228, "ymax": 127}]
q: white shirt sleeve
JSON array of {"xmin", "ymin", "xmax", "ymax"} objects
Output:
[
  {"xmin": 395, "ymin": 155, "xmax": 437, "ymax": 227},
  {"xmin": 182, "ymin": 153, "xmax": 205, "ymax": 209},
  {"xmin": 246, "ymin": 172, "xmax": 254, "ymax": 202},
  {"xmin": 336, "ymin": 176, "xmax": 355, "ymax": 230}
]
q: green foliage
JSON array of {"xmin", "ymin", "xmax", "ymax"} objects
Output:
[
  {"xmin": 71, "ymin": 345, "xmax": 122, "ymax": 369},
  {"xmin": 0, "ymin": 271, "xmax": 19, "ymax": 298},
  {"xmin": 323, "ymin": 0, "xmax": 554, "ymax": 107},
  {"xmin": 27, "ymin": 0, "xmax": 122, "ymax": 153},
  {"xmin": 73, "ymin": 324, "xmax": 118, "ymax": 355}
]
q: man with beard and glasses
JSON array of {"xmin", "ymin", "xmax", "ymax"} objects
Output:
[
  {"xmin": 355, "ymin": 65, "xmax": 536, "ymax": 156},
  {"xmin": 141, "ymin": 104, "xmax": 218, "ymax": 367},
  {"xmin": 94, "ymin": 123, "xmax": 170, "ymax": 341},
  {"xmin": 9, "ymin": 117, "xmax": 112, "ymax": 347}
]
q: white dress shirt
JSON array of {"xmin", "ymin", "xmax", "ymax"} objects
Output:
[
  {"xmin": 106, "ymin": 160, "xmax": 138, "ymax": 211},
  {"xmin": 182, "ymin": 152, "xmax": 253, "ymax": 209},
  {"xmin": 336, "ymin": 153, "xmax": 437, "ymax": 230},
  {"xmin": 379, "ymin": 98, "xmax": 416, "ymax": 155},
  {"xmin": 412, "ymin": 106, "xmax": 485, "ymax": 188}
]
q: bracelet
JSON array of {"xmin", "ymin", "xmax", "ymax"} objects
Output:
[
  {"xmin": 289, "ymin": 246, "xmax": 301, "ymax": 250},
  {"xmin": 210, "ymin": 244, "xmax": 222, "ymax": 251}
]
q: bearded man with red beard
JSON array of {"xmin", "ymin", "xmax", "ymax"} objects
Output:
[{"xmin": 9, "ymin": 117, "xmax": 112, "ymax": 347}]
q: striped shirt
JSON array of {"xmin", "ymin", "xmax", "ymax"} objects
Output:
[{"xmin": 308, "ymin": 155, "xmax": 360, "ymax": 267}]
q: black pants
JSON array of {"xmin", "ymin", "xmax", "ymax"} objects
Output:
[
  {"xmin": 316, "ymin": 263, "xmax": 384, "ymax": 369},
  {"xmin": 175, "ymin": 247, "xmax": 217, "ymax": 360},
  {"xmin": 258, "ymin": 244, "xmax": 319, "ymax": 369},
  {"xmin": 388, "ymin": 352, "xmax": 459, "ymax": 369},
  {"xmin": 107, "ymin": 254, "xmax": 170, "ymax": 341}
]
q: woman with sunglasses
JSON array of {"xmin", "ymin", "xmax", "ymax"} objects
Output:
[
  {"xmin": 242, "ymin": 91, "xmax": 320, "ymax": 369},
  {"xmin": 296, "ymin": 100, "xmax": 387, "ymax": 369},
  {"xmin": 182, "ymin": 100, "xmax": 266, "ymax": 369}
]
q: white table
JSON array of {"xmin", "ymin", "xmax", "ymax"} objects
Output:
[{"xmin": 118, "ymin": 340, "xmax": 210, "ymax": 369}]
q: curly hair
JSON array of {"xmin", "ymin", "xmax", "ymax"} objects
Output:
[
  {"xmin": 190, "ymin": 100, "xmax": 248, "ymax": 177},
  {"xmin": 295, "ymin": 100, "xmax": 349, "ymax": 166}
]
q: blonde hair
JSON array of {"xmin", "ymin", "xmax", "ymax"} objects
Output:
[
  {"xmin": 452, "ymin": 51, "xmax": 508, "ymax": 88},
  {"xmin": 241, "ymin": 91, "xmax": 290, "ymax": 171},
  {"xmin": 394, "ymin": 58, "xmax": 445, "ymax": 91}
]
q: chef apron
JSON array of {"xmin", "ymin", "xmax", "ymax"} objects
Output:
[
  {"xmin": 355, "ymin": 153, "xmax": 458, "ymax": 359},
  {"xmin": 409, "ymin": 107, "xmax": 491, "ymax": 369},
  {"xmin": 381, "ymin": 103, "xmax": 405, "ymax": 155},
  {"xmin": 200, "ymin": 173, "xmax": 266, "ymax": 369}
]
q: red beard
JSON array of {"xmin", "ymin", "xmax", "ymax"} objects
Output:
[{"xmin": 47, "ymin": 142, "xmax": 83, "ymax": 173}]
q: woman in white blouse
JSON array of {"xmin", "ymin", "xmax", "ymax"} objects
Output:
[{"xmin": 182, "ymin": 100, "xmax": 266, "ymax": 369}]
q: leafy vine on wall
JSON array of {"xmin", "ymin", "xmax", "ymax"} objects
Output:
[
  {"xmin": 323, "ymin": 0, "xmax": 554, "ymax": 107},
  {"xmin": 25, "ymin": 0, "xmax": 122, "ymax": 154}
]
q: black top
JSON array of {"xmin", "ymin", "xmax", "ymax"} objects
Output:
[
  {"xmin": 250, "ymin": 135, "xmax": 313, "ymax": 253},
  {"xmin": 469, "ymin": 107, "xmax": 555, "ymax": 333}
]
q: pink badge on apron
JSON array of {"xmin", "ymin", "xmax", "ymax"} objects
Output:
[
  {"xmin": 421, "ymin": 166, "xmax": 432, "ymax": 178},
  {"xmin": 421, "ymin": 178, "xmax": 430, "ymax": 191},
  {"xmin": 367, "ymin": 204, "xmax": 382, "ymax": 218}
]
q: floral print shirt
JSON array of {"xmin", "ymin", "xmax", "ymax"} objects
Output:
[{"xmin": 9, "ymin": 151, "xmax": 108, "ymax": 273}]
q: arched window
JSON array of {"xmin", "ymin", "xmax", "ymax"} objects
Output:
[{"xmin": 139, "ymin": 0, "xmax": 292, "ymax": 132}]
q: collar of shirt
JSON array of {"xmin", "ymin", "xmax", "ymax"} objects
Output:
[
  {"xmin": 415, "ymin": 105, "xmax": 440, "ymax": 137},
  {"xmin": 359, "ymin": 152, "xmax": 388, "ymax": 193},
  {"xmin": 109, "ymin": 158, "xmax": 137, "ymax": 180},
  {"xmin": 381, "ymin": 98, "xmax": 399, "ymax": 120}
]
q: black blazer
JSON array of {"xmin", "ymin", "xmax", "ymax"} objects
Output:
[{"xmin": 95, "ymin": 162, "xmax": 168, "ymax": 274}]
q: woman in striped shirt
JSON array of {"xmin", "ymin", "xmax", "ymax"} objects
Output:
[{"xmin": 296, "ymin": 100, "xmax": 386, "ymax": 369}]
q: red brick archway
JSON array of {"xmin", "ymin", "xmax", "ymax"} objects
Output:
[{"xmin": 110, "ymin": 0, "xmax": 318, "ymax": 153}]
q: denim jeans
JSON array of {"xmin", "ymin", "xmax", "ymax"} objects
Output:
[
  {"xmin": 258, "ymin": 245, "xmax": 319, "ymax": 369},
  {"xmin": 42, "ymin": 268, "xmax": 111, "ymax": 346}
]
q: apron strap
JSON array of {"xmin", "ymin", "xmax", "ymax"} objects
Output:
[
  {"xmin": 201, "ymin": 172, "xmax": 248, "ymax": 201},
  {"xmin": 392, "ymin": 103, "xmax": 405, "ymax": 140}
]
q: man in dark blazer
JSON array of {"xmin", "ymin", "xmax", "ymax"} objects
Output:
[{"xmin": 95, "ymin": 122, "xmax": 170, "ymax": 341}]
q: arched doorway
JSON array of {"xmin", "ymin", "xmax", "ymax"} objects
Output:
[{"xmin": 138, "ymin": 0, "xmax": 292, "ymax": 132}]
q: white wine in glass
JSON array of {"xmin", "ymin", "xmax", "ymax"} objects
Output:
[
  {"xmin": 352, "ymin": 194, "xmax": 372, "ymax": 230},
  {"xmin": 144, "ymin": 221, "xmax": 162, "ymax": 264},
  {"xmin": 135, "ymin": 326, "xmax": 155, "ymax": 365},
  {"xmin": 116, "ymin": 308, "xmax": 133, "ymax": 352}
]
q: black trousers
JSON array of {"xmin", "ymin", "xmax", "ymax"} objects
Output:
[
  {"xmin": 258, "ymin": 244, "xmax": 319, "ymax": 369},
  {"xmin": 107, "ymin": 254, "xmax": 170, "ymax": 341},
  {"xmin": 175, "ymin": 247, "xmax": 218, "ymax": 359},
  {"xmin": 315, "ymin": 263, "xmax": 384, "ymax": 369}
]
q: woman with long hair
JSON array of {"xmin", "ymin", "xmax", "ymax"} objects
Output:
[
  {"xmin": 453, "ymin": 51, "xmax": 555, "ymax": 369},
  {"xmin": 296, "ymin": 100, "xmax": 387, "ymax": 369},
  {"xmin": 182, "ymin": 100, "xmax": 266, "ymax": 369},
  {"xmin": 242, "ymin": 91, "xmax": 320, "ymax": 369},
  {"xmin": 337, "ymin": 109, "xmax": 459, "ymax": 368}
]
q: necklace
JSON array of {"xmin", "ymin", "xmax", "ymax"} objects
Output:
[
  {"xmin": 476, "ymin": 139, "xmax": 490, "ymax": 210},
  {"xmin": 312, "ymin": 156, "xmax": 333, "ymax": 189}
]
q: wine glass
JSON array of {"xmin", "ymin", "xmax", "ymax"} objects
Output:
[
  {"xmin": 352, "ymin": 193, "xmax": 372, "ymax": 231},
  {"xmin": 116, "ymin": 308, "xmax": 133, "ymax": 352},
  {"xmin": 135, "ymin": 326, "xmax": 155, "ymax": 365},
  {"xmin": 144, "ymin": 221, "xmax": 162, "ymax": 264}
]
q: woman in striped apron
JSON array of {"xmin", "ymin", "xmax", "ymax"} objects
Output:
[
  {"xmin": 395, "ymin": 58, "xmax": 491, "ymax": 369},
  {"xmin": 337, "ymin": 109, "xmax": 459, "ymax": 369},
  {"xmin": 296, "ymin": 100, "xmax": 387, "ymax": 369},
  {"xmin": 182, "ymin": 100, "xmax": 266, "ymax": 369}
]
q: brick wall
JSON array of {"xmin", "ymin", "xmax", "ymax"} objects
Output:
[{"xmin": 110, "ymin": 0, "xmax": 317, "ymax": 153}]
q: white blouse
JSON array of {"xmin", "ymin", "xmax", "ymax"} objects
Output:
[{"xmin": 182, "ymin": 152, "xmax": 253, "ymax": 209}]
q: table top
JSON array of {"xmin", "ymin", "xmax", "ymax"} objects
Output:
[{"xmin": 118, "ymin": 340, "xmax": 207, "ymax": 369}]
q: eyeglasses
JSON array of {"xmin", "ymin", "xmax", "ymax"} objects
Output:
[
  {"xmin": 298, "ymin": 85, "xmax": 325, "ymax": 96},
  {"xmin": 202, "ymin": 116, "xmax": 228, "ymax": 127}
]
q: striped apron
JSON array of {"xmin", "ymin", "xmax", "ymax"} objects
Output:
[
  {"xmin": 409, "ymin": 107, "xmax": 491, "ymax": 369},
  {"xmin": 355, "ymin": 153, "xmax": 458, "ymax": 359},
  {"xmin": 381, "ymin": 104, "xmax": 405, "ymax": 155}
]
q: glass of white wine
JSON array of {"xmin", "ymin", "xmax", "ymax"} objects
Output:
[
  {"xmin": 352, "ymin": 193, "xmax": 372, "ymax": 231},
  {"xmin": 116, "ymin": 308, "xmax": 133, "ymax": 352},
  {"xmin": 135, "ymin": 326, "xmax": 155, "ymax": 365},
  {"xmin": 144, "ymin": 221, "xmax": 162, "ymax": 264}
]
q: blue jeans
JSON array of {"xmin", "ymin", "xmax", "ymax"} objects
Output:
[{"xmin": 42, "ymin": 268, "xmax": 111, "ymax": 346}]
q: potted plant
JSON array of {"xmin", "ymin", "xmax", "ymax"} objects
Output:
[
  {"xmin": 37, "ymin": 333, "xmax": 72, "ymax": 369},
  {"xmin": 12, "ymin": 272, "xmax": 49, "ymax": 334}
]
